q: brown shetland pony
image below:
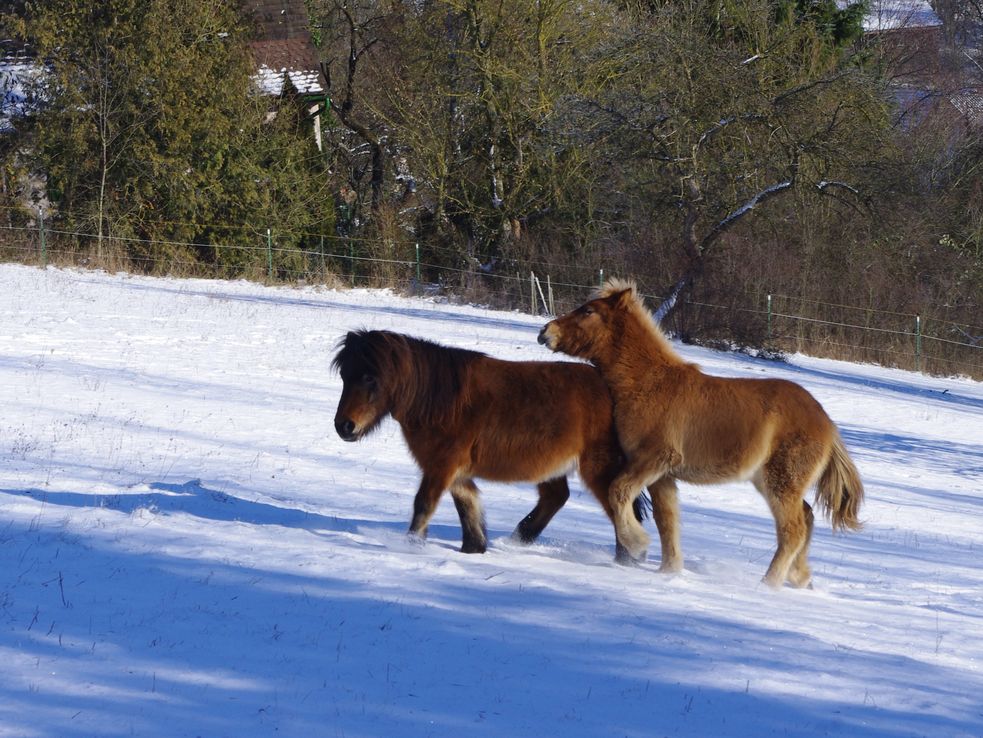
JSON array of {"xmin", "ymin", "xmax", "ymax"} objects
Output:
[
  {"xmin": 332, "ymin": 329, "xmax": 649, "ymax": 556},
  {"xmin": 538, "ymin": 279, "xmax": 864, "ymax": 588}
]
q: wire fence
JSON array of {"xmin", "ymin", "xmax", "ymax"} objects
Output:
[{"xmin": 2, "ymin": 216, "xmax": 981, "ymax": 380}]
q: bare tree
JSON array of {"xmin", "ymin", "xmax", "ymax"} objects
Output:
[
  {"xmin": 314, "ymin": 0, "xmax": 394, "ymax": 218},
  {"xmin": 568, "ymin": 0, "xmax": 886, "ymax": 333}
]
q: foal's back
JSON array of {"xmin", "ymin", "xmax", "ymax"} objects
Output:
[{"xmin": 650, "ymin": 363, "xmax": 836, "ymax": 484}]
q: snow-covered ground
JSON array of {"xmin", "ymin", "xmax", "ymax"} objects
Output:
[{"xmin": 1, "ymin": 263, "xmax": 981, "ymax": 738}]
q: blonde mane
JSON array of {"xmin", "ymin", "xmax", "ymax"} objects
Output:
[
  {"xmin": 597, "ymin": 278, "xmax": 688, "ymax": 367},
  {"xmin": 594, "ymin": 276, "xmax": 638, "ymax": 300}
]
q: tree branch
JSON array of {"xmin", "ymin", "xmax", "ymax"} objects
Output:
[{"xmin": 697, "ymin": 178, "xmax": 794, "ymax": 254}]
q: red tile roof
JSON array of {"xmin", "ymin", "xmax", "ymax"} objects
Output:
[
  {"xmin": 242, "ymin": 0, "xmax": 313, "ymax": 40},
  {"xmin": 241, "ymin": 0, "xmax": 325, "ymax": 96}
]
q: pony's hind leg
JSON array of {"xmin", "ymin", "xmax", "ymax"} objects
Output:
[
  {"xmin": 761, "ymin": 491, "xmax": 811, "ymax": 589},
  {"xmin": 649, "ymin": 477, "xmax": 683, "ymax": 573},
  {"xmin": 450, "ymin": 479, "xmax": 487, "ymax": 554},
  {"xmin": 512, "ymin": 477, "xmax": 570, "ymax": 544},
  {"xmin": 787, "ymin": 500, "xmax": 815, "ymax": 588}
]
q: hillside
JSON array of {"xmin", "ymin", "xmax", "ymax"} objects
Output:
[{"xmin": 1, "ymin": 264, "xmax": 981, "ymax": 737}]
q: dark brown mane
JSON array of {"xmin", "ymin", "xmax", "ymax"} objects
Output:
[{"xmin": 332, "ymin": 329, "xmax": 482, "ymax": 428}]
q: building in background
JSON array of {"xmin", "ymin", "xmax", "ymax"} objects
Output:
[{"xmin": 241, "ymin": 0, "xmax": 328, "ymax": 150}]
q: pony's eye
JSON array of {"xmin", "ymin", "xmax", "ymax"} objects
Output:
[
  {"xmin": 582, "ymin": 306, "xmax": 594, "ymax": 316},
  {"xmin": 362, "ymin": 374, "xmax": 377, "ymax": 389}
]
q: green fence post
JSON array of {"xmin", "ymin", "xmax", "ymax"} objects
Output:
[
  {"xmin": 767, "ymin": 294, "xmax": 772, "ymax": 341},
  {"xmin": 415, "ymin": 243, "xmax": 421, "ymax": 284},
  {"xmin": 266, "ymin": 228, "xmax": 273, "ymax": 280},
  {"xmin": 38, "ymin": 207, "xmax": 47, "ymax": 267},
  {"xmin": 319, "ymin": 235, "xmax": 326, "ymax": 280},
  {"xmin": 599, "ymin": 268, "xmax": 604, "ymax": 288},
  {"xmin": 915, "ymin": 314, "xmax": 922, "ymax": 372}
]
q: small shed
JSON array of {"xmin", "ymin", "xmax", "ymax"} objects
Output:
[{"xmin": 240, "ymin": 0, "xmax": 327, "ymax": 148}]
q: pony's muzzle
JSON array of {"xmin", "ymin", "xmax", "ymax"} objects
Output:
[
  {"xmin": 335, "ymin": 417, "xmax": 358, "ymax": 442},
  {"xmin": 537, "ymin": 324, "xmax": 554, "ymax": 348}
]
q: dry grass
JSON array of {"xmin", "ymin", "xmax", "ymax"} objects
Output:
[{"xmin": 3, "ymin": 228, "xmax": 980, "ymax": 380}]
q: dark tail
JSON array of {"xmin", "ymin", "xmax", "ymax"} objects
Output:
[
  {"xmin": 632, "ymin": 490, "xmax": 652, "ymax": 523},
  {"xmin": 816, "ymin": 433, "xmax": 864, "ymax": 532}
]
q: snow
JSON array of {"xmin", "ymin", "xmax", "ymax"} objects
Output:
[
  {"xmin": 838, "ymin": 0, "xmax": 942, "ymax": 32},
  {"xmin": 1, "ymin": 263, "xmax": 981, "ymax": 737},
  {"xmin": 0, "ymin": 55, "xmax": 44, "ymax": 132},
  {"xmin": 253, "ymin": 64, "xmax": 324, "ymax": 96}
]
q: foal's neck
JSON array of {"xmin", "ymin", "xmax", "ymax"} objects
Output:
[{"xmin": 603, "ymin": 313, "xmax": 684, "ymax": 377}]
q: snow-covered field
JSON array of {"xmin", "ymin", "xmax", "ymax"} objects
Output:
[{"xmin": 1, "ymin": 263, "xmax": 981, "ymax": 738}]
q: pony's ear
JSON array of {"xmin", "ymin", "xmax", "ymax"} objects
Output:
[
  {"xmin": 338, "ymin": 330, "xmax": 363, "ymax": 353},
  {"xmin": 610, "ymin": 288, "xmax": 634, "ymax": 307}
]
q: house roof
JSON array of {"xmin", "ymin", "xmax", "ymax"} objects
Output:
[
  {"xmin": 2, "ymin": 3, "xmax": 328, "ymax": 131},
  {"xmin": 0, "ymin": 42, "xmax": 42, "ymax": 132},
  {"xmin": 241, "ymin": 0, "xmax": 325, "ymax": 97},
  {"xmin": 950, "ymin": 90, "xmax": 983, "ymax": 125},
  {"xmin": 243, "ymin": 0, "xmax": 313, "ymax": 40},
  {"xmin": 249, "ymin": 37, "xmax": 323, "ymax": 95},
  {"xmin": 838, "ymin": 0, "xmax": 942, "ymax": 33}
]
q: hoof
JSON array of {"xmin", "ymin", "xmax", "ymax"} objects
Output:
[
  {"xmin": 615, "ymin": 543, "xmax": 647, "ymax": 566},
  {"xmin": 760, "ymin": 575, "xmax": 784, "ymax": 590},
  {"xmin": 460, "ymin": 541, "xmax": 487, "ymax": 554},
  {"xmin": 509, "ymin": 525, "xmax": 537, "ymax": 545},
  {"xmin": 787, "ymin": 571, "xmax": 813, "ymax": 589}
]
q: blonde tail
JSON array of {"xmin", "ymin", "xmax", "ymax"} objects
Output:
[{"xmin": 816, "ymin": 433, "xmax": 864, "ymax": 532}]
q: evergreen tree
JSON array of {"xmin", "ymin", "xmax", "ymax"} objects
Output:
[{"xmin": 7, "ymin": 0, "xmax": 331, "ymax": 274}]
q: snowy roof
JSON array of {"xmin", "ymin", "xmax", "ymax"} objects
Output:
[
  {"xmin": 241, "ymin": 0, "xmax": 325, "ymax": 98},
  {"xmin": 247, "ymin": 31, "xmax": 324, "ymax": 98},
  {"xmin": 839, "ymin": 0, "xmax": 942, "ymax": 33},
  {"xmin": 253, "ymin": 63, "xmax": 324, "ymax": 96},
  {"xmin": 889, "ymin": 87, "xmax": 983, "ymax": 129},
  {"xmin": 0, "ymin": 50, "xmax": 44, "ymax": 132},
  {"xmin": 950, "ymin": 91, "xmax": 983, "ymax": 125}
]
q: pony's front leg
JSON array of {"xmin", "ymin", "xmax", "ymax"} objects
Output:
[
  {"xmin": 408, "ymin": 473, "xmax": 450, "ymax": 542},
  {"xmin": 609, "ymin": 468, "xmax": 654, "ymax": 564}
]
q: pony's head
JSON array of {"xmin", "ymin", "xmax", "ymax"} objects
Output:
[
  {"xmin": 538, "ymin": 279, "xmax": 642, "ymax": 364},
  {"xmin": 331, "ymin": 330, "xmax": 398, "ymax": 441},
  {"xmin": 333, "ymin": 330, "xmax": 475, "ymax": 441}
]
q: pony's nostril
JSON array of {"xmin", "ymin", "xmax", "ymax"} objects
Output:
[
  {"xmin": 537, "ymin": 327, "xmax": 549, "ymax": 345},
  {"xmin": 336, "ymin": 419, "xmax": 356, "ymax": 438}
]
